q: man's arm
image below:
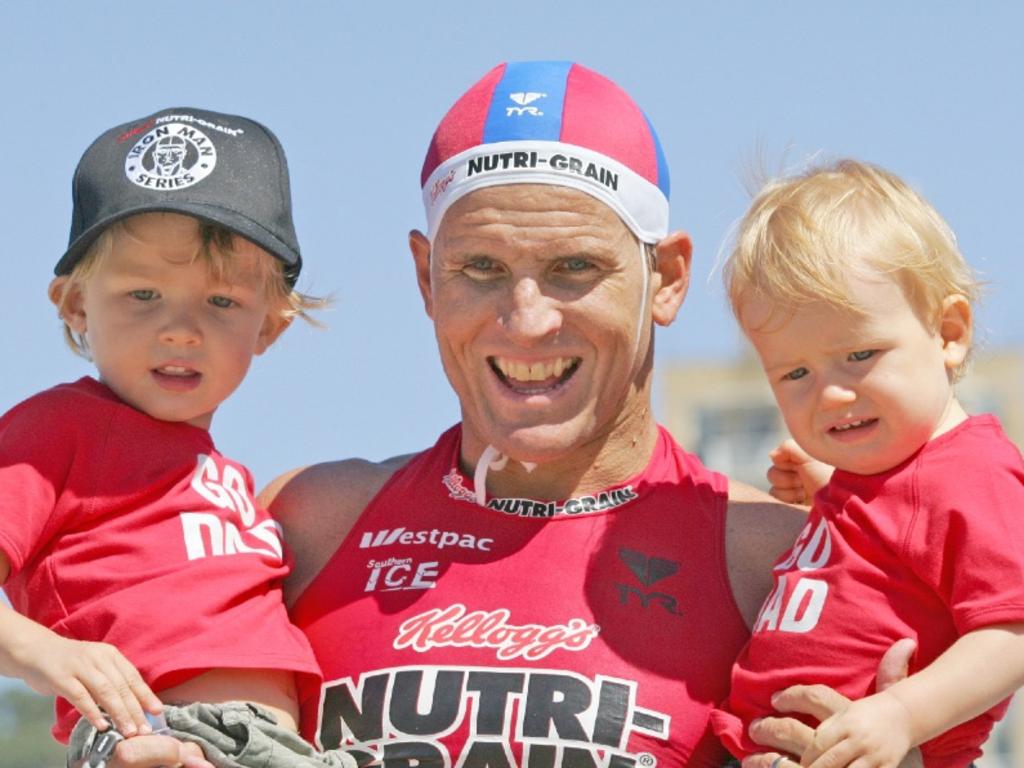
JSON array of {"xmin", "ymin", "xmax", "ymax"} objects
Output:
[
  {"xmin": 724, "ymin": 479, "xmax": 807, "ymax": 627},
  {"xmin": 259, "ymin": 455, "xmax": 412, "ymax": 607}
]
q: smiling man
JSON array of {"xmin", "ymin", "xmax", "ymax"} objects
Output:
[{"xmin": 245, "ymin": 61, "xmax": 811, "ymax": 768}]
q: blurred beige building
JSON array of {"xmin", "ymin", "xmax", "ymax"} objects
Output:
[{"xmin": 659, "ymin": 346, "xmax": 1024, "ymax": 767}]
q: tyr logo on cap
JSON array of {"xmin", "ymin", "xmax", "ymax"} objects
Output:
[
  {"xmin": 506, "ymin": 91, "xmax": 546, "ymax": 116},
  {"xmin": 124, "ymin": 123, "xmax": 218, "ymax": 191}
]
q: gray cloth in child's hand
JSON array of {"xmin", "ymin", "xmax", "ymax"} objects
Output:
[
  {"xmin": 163, "ymin": 701, "xmax": 356, "ymax": 768},
  {"xmin": 68, "ymin": 701, "xmax": 357, "ymax": 768}
]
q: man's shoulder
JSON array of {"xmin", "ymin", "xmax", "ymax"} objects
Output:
[
  {"xmin": 262, "ymin": 454, "xmax": 406, "ymax": 507},
  {"xmin": 260, "ymin": 454, "xmax": 417, "ymax": 543},
  {"xmin": 724, "ymin": 478, "xmax": 806, "ymax": 548},
  {"xmin": 259, "ymin": 454, "xmax": 417, "ymax": 605}
]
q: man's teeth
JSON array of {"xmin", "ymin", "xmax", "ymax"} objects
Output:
[
  {"xmin": 493, "ymin": 357, "xmax": 576, "ymax": 382},
  {"xmin": 833, "ymin": 419, "xmax": 871, "ymax": 432}
]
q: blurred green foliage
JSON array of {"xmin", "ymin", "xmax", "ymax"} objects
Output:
[{"xmin": 0, "ymin": 684, "xmax": 64, "ymax": 767}]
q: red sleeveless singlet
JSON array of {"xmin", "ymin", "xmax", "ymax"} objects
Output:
[{"xmin": 292, "ymin": 425, "xmax": 749, "ymax": 767}]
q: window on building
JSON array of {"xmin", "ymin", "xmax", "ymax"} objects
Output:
[{"xmin": 696, "ymin": 404, "xmax": 784, "ymax": 489}]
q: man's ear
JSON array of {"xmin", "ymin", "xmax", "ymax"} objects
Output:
[
  {"xmin": 409, "ymin": 229, "xmax": 434, "ymax": 319},
  {"xmin": 48, "ymin": 276, "xmax": 87, "ymax": 335},
  {"xmin": 651, "ymin": 230, "xmax": 693, "ymax": 327},
  {"xmin": 938, "ymin": 293, "xmax": 972, "ymax": 372},
  {"xmin": 255, "ymin": 314, "xmax": 293, "ymax": 355}
]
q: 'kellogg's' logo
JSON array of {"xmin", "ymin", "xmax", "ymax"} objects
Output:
[
  {"xmin": 394, "ymin": 603, "xmax": 600, "ymax": 661},
  {"xmin": 442, "ymin": 468, "xmax": 477, "ymax": 503},
  {"xmin": 429, "ymin": 168, "xmax": 456, "ymax": 204}
]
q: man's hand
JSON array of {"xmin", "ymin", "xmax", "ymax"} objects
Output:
[
  {"xmin": 109, "ymin": 734, "xmax": 214, "ymax": 768},
  {"xmin": 741, "ymin": 639, "xmax": 921, "ymax": 768},
  {"xmin": 742, "ymin": 684, "xmax": 845, "ymax": 767},
  {"xmin": 767, "ymin": 439, "xmax": 833, "ymax": 505}
]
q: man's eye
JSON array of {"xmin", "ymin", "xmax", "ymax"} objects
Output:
[
  {"xmin": 470, "ymin": 257, "xmax": 494, "ymax": 270},
  {"xmin": 129, "ymin": 289, "xmax": 156, "ymax": 301},
  {"xmin": 848, "ymin": 349, "xmax": 876, "ymax": 362},
  {"xmin": 782, "ymin": 367, "xmax": 809, "ymax": 381},
  {"xmin": 558, "ymin": 257, "xmax": 595, "ymax": 274},
  {"xmin": 209, "ymin": 295, "xmax": 236, "ymax": 309},
  {"xmin": 463, "ymin": 257, "xmax": 500, "ymax": 276}
]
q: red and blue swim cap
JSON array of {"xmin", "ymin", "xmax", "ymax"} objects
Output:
[{"xmin": 421, "ymin": 61, "xmax": 671, "ymax": 244}]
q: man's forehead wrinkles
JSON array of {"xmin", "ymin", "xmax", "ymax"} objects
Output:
[
  {"xmin": 440, "ymin": 226, "xmax": 626, "ymax": 260},
  {"xmin": 458, "ymin": 205, "xmax": 609, "ymax": 226},
  {"xmin": 446, "ymin": 183, "xmax": 621, "ymax": 217},
  {"xmin": 437, "ymin": 187, "xmax": 634, "ymax": 256},
  {"xmin": 448, "ymin": 215, "xmax": 621, "ymax": 239}
]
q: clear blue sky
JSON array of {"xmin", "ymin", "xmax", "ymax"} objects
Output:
[{"xmin": 2, "ymin": 1, "xmax": 1021, "ymax": 487}]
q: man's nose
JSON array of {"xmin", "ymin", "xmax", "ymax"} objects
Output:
[{"xmin": 499, "ymin": 277, "xmax": 562, "ymax": 344}]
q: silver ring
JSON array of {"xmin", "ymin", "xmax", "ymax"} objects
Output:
[{"xmin": 770, "ymin": 757, "xmax": 785, "ymax": 768}]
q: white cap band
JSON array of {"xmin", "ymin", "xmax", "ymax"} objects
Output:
[{"xmin": 423, "ymin": 140, "xmax": 670, "ymax": 245}]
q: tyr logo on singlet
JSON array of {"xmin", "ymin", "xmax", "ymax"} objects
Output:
[
  {"xmin": 178, "ymin": 454, "xmax": 283, "ymax": 562},
  {"xmin": 615, "ymin": 549, "xmax": 684, "ymax": 617},
  {"xmin": 754, "ymin": 518, "xmax": 832, "ymax": 634},
  {"xmin": 317, "ymin": 664, "xmax": 669, "ymax": 767}
]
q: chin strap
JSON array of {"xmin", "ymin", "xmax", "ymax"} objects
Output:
[
  {"xmin": 473, "ymin": 445, "xmax": 536, "ymax": 506},
  {"xmin": 634, "ymin": 239, "xmax": 651, "ymax": 360}
]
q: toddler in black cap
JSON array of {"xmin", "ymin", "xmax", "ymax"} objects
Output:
[{"xmin": 0, "ymin": 108, "xmax": 339, "ymax": 766}]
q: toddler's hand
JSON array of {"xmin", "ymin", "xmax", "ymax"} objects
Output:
[
  {"xmin": 12, "ymin": 629, "xmax": 162, "ymax": 736},
  {"xmin": 801, "ymin": 690, "xmax": 914, "ymax": 768},
  {"xmin": 767, "ymin": 439, "xmax": 833, "ymax": 505}
]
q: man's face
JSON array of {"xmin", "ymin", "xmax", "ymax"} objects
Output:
[{"xmin": 415, "ymin": 184, "xmax": 657, "ymax": 466}]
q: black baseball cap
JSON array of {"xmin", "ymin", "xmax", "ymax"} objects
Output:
[{"xmin": 56, "ymin": 107, "xmax": 302, "ymax": 286}]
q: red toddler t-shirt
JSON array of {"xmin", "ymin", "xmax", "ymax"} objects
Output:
[
  {"xmin": 712, "ymin": 415, "xmax": 1024, "ymax": 767},
  {"xmin": 0, "ymin": 378, "xmax": 319, "ymax": 742}
]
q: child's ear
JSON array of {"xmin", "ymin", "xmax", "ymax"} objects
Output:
[
  {"xmin": 48, "ymin": 276, "xmax": 87, "ymax": 334},
  {"xmin": 255, "ymin": 313, "xmax": 292, "ymax": 355},
  {"xmin": 938, "ymin": 293, "xmax": 972, "ymax": 371}
]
